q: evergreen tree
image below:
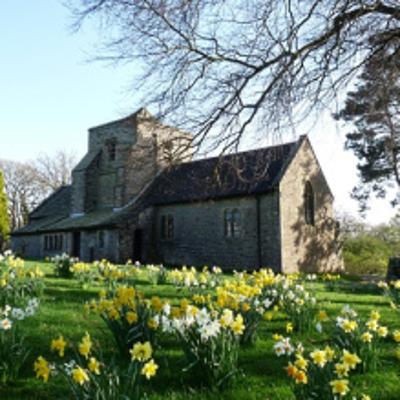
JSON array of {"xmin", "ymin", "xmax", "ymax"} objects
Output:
[
  {"xmin": 0, "ymin": 170, "xmax": 10, "ymax": 250},
  {"xmin": 336, "ymin": 46, "xmax": 400, "ymax": 212}
]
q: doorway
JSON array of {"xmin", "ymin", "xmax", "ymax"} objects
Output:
[
  {"xmin": 132, "ymin": 229, "xmax": 143, "ymax": 262},
  {"xmin": 72, "ymin": 231, "xmax": 81, "ymax": 258}
]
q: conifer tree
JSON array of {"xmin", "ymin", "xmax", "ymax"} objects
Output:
[{"xmin": 0, "ymin": 170, "xmax": 10, "ymax": 250}]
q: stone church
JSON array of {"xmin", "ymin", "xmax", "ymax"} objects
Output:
[{"xmin": 11, "ymin": 108, "xmax": 343, "ymax": 273}]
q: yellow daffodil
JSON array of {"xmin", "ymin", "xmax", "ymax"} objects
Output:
[
  {"xmin": 294, "ymin": 355, "xmax": 308, "ymax": 370},
  {"xmin": 50, "ymin": 335, "xmax": 67, "ymax": 357},
  {"xmin": 310, "ymin": 350, "xmax": 327, "ymax": 368},
  {"xmin": 341, "ymin": 350, "xmax": 361, "ymax": 370},
  {"xmin": 377, "ymin": 326, "xmax": 388, "ymax": 338},
  {"xmin": 361, "ymin": 331, "xmax": 373, "ymax": 343},
  {"xmin": 78, "ymin": 332, "xmax": 92, "ymax": 359},
  {"xmin": 370, "ymin": 310, "xmax": 380, "ymax": 321},
  {"xmin": 33, "ymin": 356, "xmax": 50, "ymax": 383},
  {"xmin": 230, "ymin": 314, "xmax": 245, "ymax": 335},
  {"xmin": 72, "ymin": 367, "xmax": 89, "ymax": 385},
  {"xmin": 335, "ymin": 363, "xmax": 350, "ymax": 378},
  {"xmin": 141, "ymin": 359, "xmax": 158, "ymax": 379},
  {"xmin": 393, "ymin": 330, "xmax": 400, "ymax": 343},
  {"xmin": 130, "ymin": 341, "xmax": 152, "ymax": 362},
  {"xmin": 330, "ymin": 379, "xmax": 350, "ymax": 396},
  {"xmin": 286, "ymin": 322, "xmax": 293, "ymax": 333},
  {"xmin": 88, "ymin": 357, "xmax": 101, "ymax": 375}
]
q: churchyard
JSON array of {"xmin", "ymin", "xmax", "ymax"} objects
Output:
[{"xmin": 1, "ymin": 252, "xmax": 400, "ymax": 400}]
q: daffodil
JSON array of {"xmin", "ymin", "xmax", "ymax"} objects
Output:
[
  {"xmin": 310, "ymin": 350, "xmax": 327, "ymax": 368},
  {"xmin": 361, "ymin": 331, "xmax": 373, "ymax": 343},
  {"xmin": 130, "ymin": 341, "xmax": 152, "ymax": 362},
  {"xmin": 33, "ymin": 356, "xmax": 50, "ymax": 382},
  {"xmin": 72, "ymin": 367, "xmax": 89, "ymax": 385},
  {"xmin": 330, "ymin": 379, "xmax": 350, "ymax": 396},
  {"xmin": 50, "ymin": 335, "xmax": 67, "ymax": 357},
  {"xmin": 88, "ymin": 357, "xmax": 101, "ymax": 375},
  {"xmin": 78, "ymin": 332, "xmax": 92, "ymax": 359},
  {"xmin": 141, "ymin": 359, "xmax": 158, "ymax": 379},
  {"xmin": 341, "ymin": 350, "xmax": 361, "ymax": 370}
]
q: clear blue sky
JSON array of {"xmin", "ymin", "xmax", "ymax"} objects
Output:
[{"xmin": 0, "ymin": 0, "xmax": 397, "ymax": 225}]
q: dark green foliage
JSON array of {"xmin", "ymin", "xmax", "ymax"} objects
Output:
[
  {"xmin": 0, "ymin": 170, "xmax": 10, "ymax": 250},
  {"xmin": 343, "ymin": 235, "xmax": 392, "ymax": 275},
  {"xmin": 336, "ymin": 46, "xmax": 400, "ymax": 212}
]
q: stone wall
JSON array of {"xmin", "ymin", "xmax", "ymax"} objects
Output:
[
  {"xmin": 11, "ymin": 235, "xmax": 42, "ymax": 259},
  {"xmin": 279, "ymin": 138, "xmax": 343, "ymax": 273},
  {"xmin": 78, "ymin": 229, "xmax": 119, "ymax": 262},
  {"xmin": 259, "ymin": 191, "xmax": 282, "ymax": 271},
  {"xmin": 153, "ymin": 196, "xmax": 278, "ymax": 270}
]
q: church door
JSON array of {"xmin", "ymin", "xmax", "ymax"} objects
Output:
[
  {"xmin": 72, "ymin": 231, "xmax": 81, "ymax": 258},
  {"xmin": 132, "ymin": 229, "xmax": 143, "ymax": 262}
]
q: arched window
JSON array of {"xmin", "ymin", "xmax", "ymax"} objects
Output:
[
  {"xmin": 304, "ymin": 181, "xmax": 315, "ymax": 226},
  {"xmin": 224, "ymin": 208, "xmax": 241, "ymax": 238},
  {"xmin": 107, "ymin": 139, "xmax": 117, "ymax": 161}
]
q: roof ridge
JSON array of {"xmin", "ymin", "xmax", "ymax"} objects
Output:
[{"xmin": 173, "ymin": 140, "xmax": 297, "ymax": 169}]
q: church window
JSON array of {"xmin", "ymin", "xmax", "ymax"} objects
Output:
[
  {"xmin": 108, "ymin": 140, "xmax": 117, "ymax": 161},
  {"xmin": 98, "ymin": 231, "xmax": 105, "ymax": 248},
  {"xmin": 224, "ymin": 208, "xmax": 241, "ymax": 238},
  {"xmin": 304, "ymin": 181, "xmax": 315, "ymax": 226},
  {"xmin": 161, "ymin": 214, "xmax": 174, "ymax": 239}
]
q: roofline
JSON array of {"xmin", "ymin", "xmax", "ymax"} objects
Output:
[
  {"xmin": 177, "ymin": 140, "xmax": 298, "ymax": 169},
  {"xmin": 303, "ymin": 136, "xmax": 334, "ymax": 199},
  {"xmin": 271, "ymin": 135, "xmax": 306, "ymax": 186},
  {"xmin": 29, "ymin": 185, "xmax": 71, "ymax": 218},
  {"xmin": 11, "ymin": 220, "xmax": 118, "ymax": 236},
  {"xmin": 149, "ymin": 188, "xmax": 278, "ymax": 208},
  {"xmin": 87, "ymin": 107, "xmax": 149, "ymax": 132}
]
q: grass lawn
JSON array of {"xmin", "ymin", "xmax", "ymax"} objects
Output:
[{"xmin": 1, "ymin": 261, "xmax": 400, "ymax": 400}]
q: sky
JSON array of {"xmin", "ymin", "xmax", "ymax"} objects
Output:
[{"xmin": 0, "ymin": 1, "xmax": 397, "ymax": 226}]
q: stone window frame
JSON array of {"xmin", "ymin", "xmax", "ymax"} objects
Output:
[
  {"xmin": 160, "ymin": 214, "xmax": 174, "ymax": 240},
  {"xmin": 43, "ymin": 234, "xmax": 63, "ymax": 251},
  {"xmin": 98, "ymin": 230, "xmax": 105, "ymax": 249},
  {"xmin": 224, "ymin": 208, "xmax": 242, "ymax": 238},
  {"xmin": 304, "ymin": 181, "xmax": 315, "ymax": 226},
  {"xmin": 106, "ymin": 138, "xmax": 117, "ymax": 162}
]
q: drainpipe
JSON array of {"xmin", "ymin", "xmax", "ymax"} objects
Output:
[{"xmin": 256, "ymin": 196, "xmax": 262, "ymax": 269}]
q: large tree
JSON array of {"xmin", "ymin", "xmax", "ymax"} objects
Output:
[
  {"xmin": 335, "ymin": 45, "xmax": 400, "ymax": 212},
  {"xmin": 0, "ymin": 150, "xmax": 76, "ymax": 231},
  {"xmin": 0, "ymin": 170, "xmax": 10, "ymax": 250},
  {"xmin": 70, "ymin": 0, "xmax": 400, "ymax": 154}
]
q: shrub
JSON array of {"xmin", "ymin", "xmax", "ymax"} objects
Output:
[
  {"xmin": 52, "ymin": 253, "xmax": 79, "ymax": 278},
  {"xmin": 343, "ymin": 235, "xmax": 391, "ymax": 275}
]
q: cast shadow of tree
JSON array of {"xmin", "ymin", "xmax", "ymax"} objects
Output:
[{"xmin": 289, "ymin": 157, "xmax": 342, "ymax": 273}]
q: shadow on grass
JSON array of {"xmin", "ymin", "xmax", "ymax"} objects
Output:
[{"xmin": 44, "ymin": 287, "xmax": 95, "ymax": 303}]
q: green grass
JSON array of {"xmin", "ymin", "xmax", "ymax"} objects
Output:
[{"xmin": 1, "ymin": 262, "xmax": 400, "ymax": 400}]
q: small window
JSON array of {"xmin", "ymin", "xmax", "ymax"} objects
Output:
[
  {"xmin": 44, "ymin": 235, "xmax": 49, "ymax": 251},
  {"xmin": 59, "ymin": 235, "xmax": 63, "ymax": 251},
  {"xmin": 54, "ymin": 235, "xmax": 59, "ymax": 250},
  {"xmin": 304, "ymin": 181, "xmax": 315, "ymax": 226},
  {"xmin": 224, "ymin": 208, "xmax": 241, "ymax": 238},
  {"xmin": 108, "ymin": 141, "xmax": 116, "ymax": 161},
  {"xmin": 98, "ymin": 231, "xmax": 105, "ymax": 248},
  {"xmin": 49, "ymin": 236, "xmax": 54, "ymax": 250},
  {"xmin": 160, "ymin": 215, "xmax": 174, "ymax": 239},
  {"xmin": 224, "ymin": 210, "xmax": 233, "ymax": 237}
]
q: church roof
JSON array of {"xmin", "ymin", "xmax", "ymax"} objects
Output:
[
  {"xmin": 12, "ymin": 138, "xmax": 301, "ymax": 235},
  {"xmin": 144, "ymin": 141, "xmax": 297, "ymax": 205}
]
